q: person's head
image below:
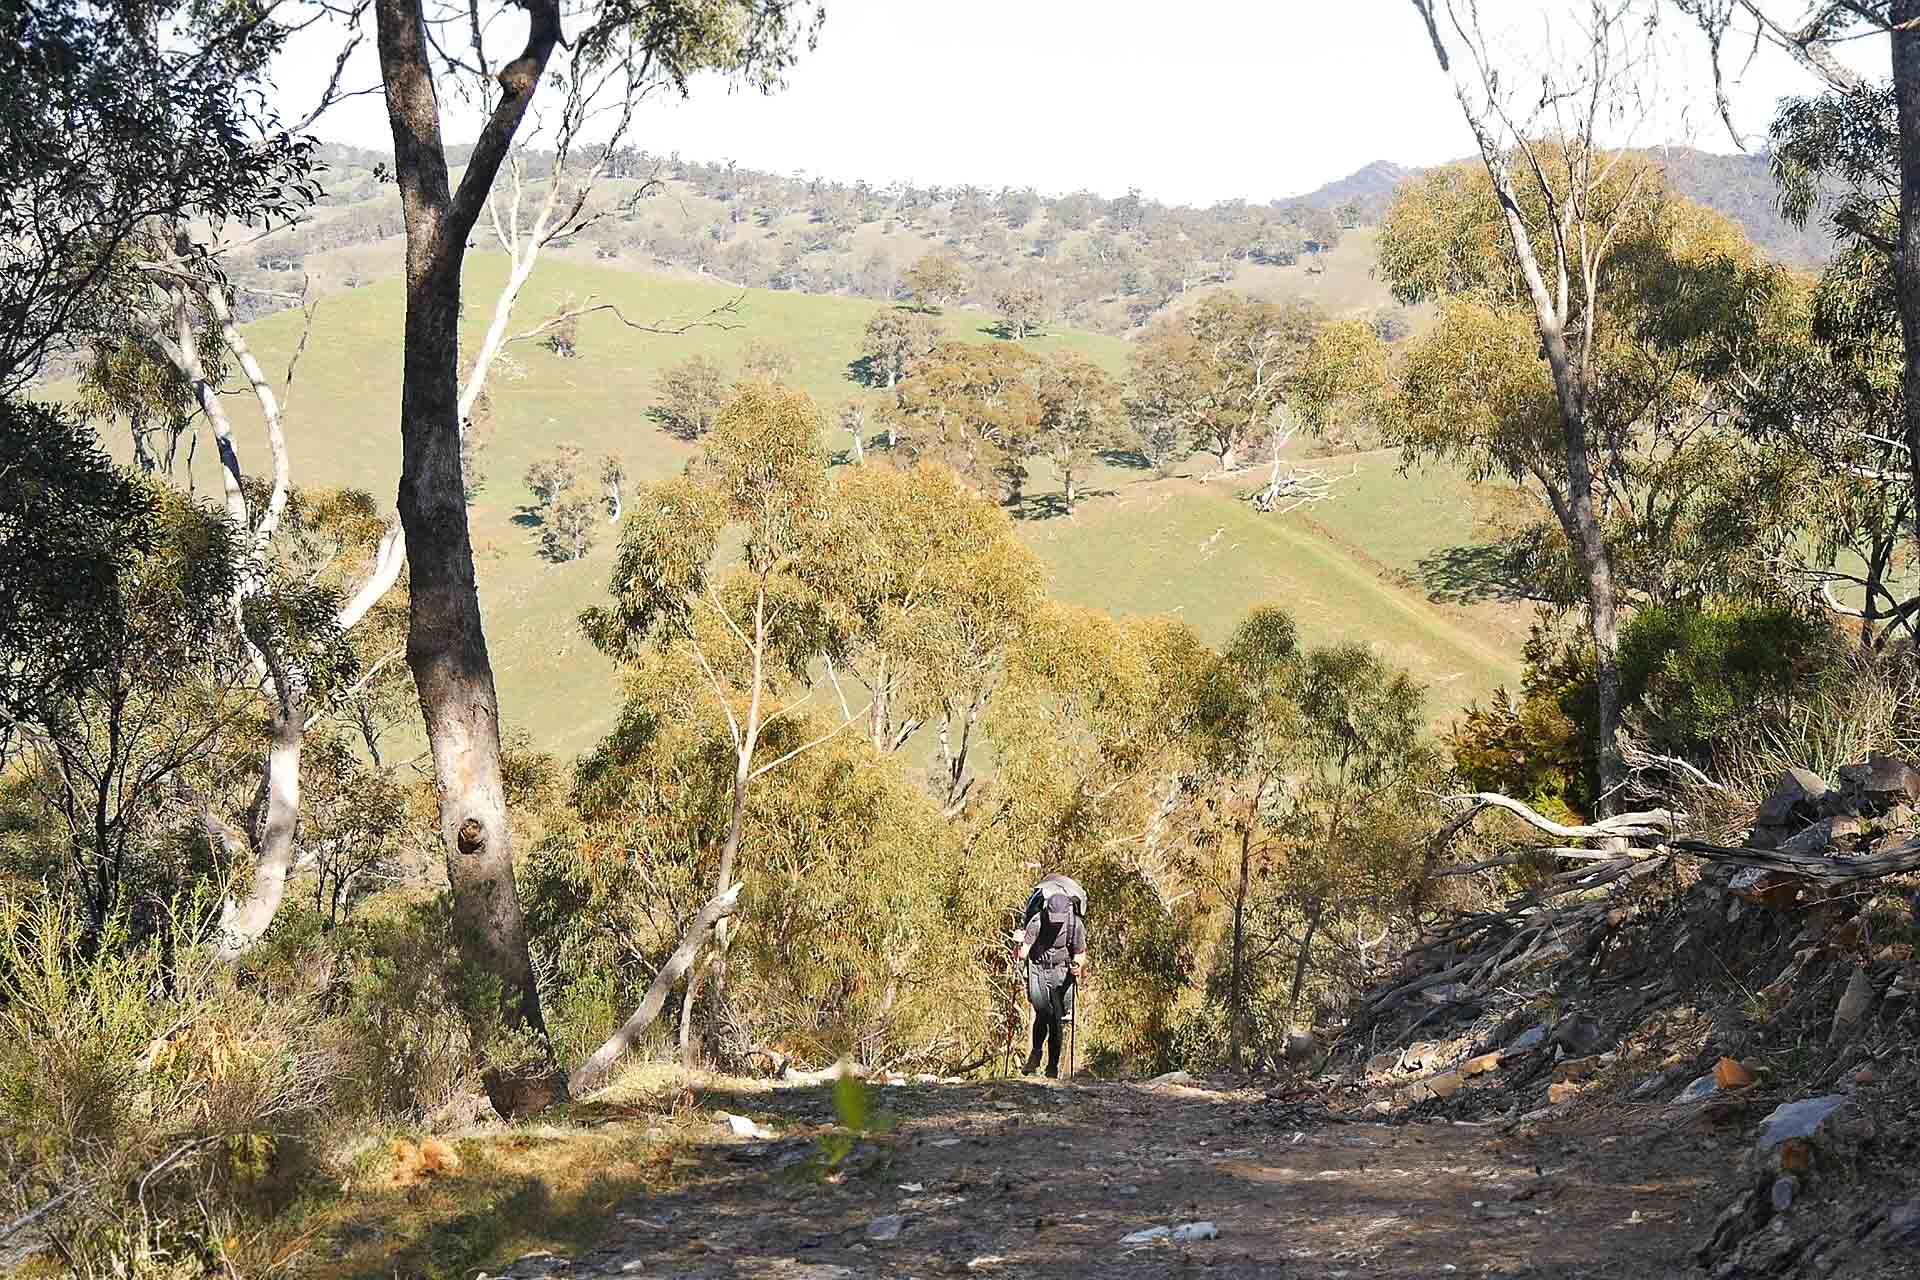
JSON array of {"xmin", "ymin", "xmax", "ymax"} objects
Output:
[{"xmin": 1045, "ymin": 892, "xmax": 1072, "ymax": 925}]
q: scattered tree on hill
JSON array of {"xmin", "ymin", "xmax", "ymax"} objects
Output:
[
  {"xmin": 994, "ymin": 283, "xmax": 1050, "ymax": 339},
  {"xmin": 903, "ymin": 251, "xmax": 972, "ymax": 312},
  {"xmin": 1034, "ymin": 352, "xmax": 1129, "ymax": 511},
  {"xmin": 543, "ymin": 494, "xmax": 599, "ymax": 562},
  {"xmin": 654, "ymin": 354, "xmax": 729, "ymax": 439},
  {"xmin": 857, "ymin": 310, "xmax": 943, "ymax": 452},
  {"xmin": 1127, "ymin": 292, "xmax": 1329, "ymax": 474},
  {"xmin": 740, "ymin": 337, "xmax": 798, "ymax": 383},
  {"xmin": 525, "ymin": 444, "xmax": 583, "ymax": 511},
  {"xmin": 837, "ymin": 396, "xmax": 877, "ymax": 463},
  {"xmin": 601, "ymin": 455, "xmax": 626, "ymax": 522},
  {"xmin": 888, "ymin": 340, "xmax": 1046, "ymax": 503}
]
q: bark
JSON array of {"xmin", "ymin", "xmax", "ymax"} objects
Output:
[
  {"xmin": 1895, "ymin": 2, "xmax": 1920, "ymax": 567},
  {"xmin": 1227, "ymin": 816, "xmax": 1252, "ymax": 1072},
  {"xmin": 216, "ymin": 694, "xmax": 303, "ymax": 958},
  {"xmin": 1288, "ymin": 902, "xmax": 1323, "ymax": 1017},
  {"xmin": 571, "ymin": 883, "xmax": 742, "ymax": 1097},
  {"xmin": 375, "ymin": 0, "xmax": 566, "ymax": 1118}
]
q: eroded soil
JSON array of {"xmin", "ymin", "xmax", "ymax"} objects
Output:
[{"xmin": 481, "ymin": 1075, "xmax": 1736, "ymax": 1280}]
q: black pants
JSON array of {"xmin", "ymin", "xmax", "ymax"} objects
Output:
[{"xmin": 1024, "ymin": 962, "xmax": 1076, "ymax": 1076}]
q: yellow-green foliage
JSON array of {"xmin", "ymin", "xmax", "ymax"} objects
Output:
[
  {"xmin": 0, "ymin": 893, "xmax": 338, "ymax": 1277},
  {"xmin": 535, "ymin": 687, "xmax": 1012, "ymax": 1072}
]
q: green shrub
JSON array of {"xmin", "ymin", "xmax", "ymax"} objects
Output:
[
  {"xmin": 1450, "ymin": 603, "xmax": 1848, "ymax": 818},
  {"xmin": 0, "ymin": 892, "xmax": 338, "ymax": 1277}
]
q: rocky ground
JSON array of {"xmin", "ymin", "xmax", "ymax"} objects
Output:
[
  {"xmin": 459, "ymin": 1071, "xmax": 1785, "ymax": 1280},
  {"xmin": 355, "ymin": 754, "xmax": 1920, "ymax": 1280}
]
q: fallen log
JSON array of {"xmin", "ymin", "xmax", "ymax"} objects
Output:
[
  {"xmin": 1670, "ymin": 836, "xmax": 1920, "ymax": 882},
  {"xmin": 781, "ymin": 1059, "xmax": 868, "ymax": 1086}
]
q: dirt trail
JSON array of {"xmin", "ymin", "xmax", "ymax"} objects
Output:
[{"xmin": 485, "ymin": 1076, "xmax": 1729, "ymax": 1280}]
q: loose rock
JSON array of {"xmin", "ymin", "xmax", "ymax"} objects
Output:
[
  {"xmin": 866, "ymin": 1213, "xmax": 905, "ymax": 1242},
  {"xmin": 1673, "ymin": 1074, "xmax": 1719, "ymax": 1106},
  {"xmin": 1755, "ymin": 1095, "xmax": 1866, "ymax": 1171},
  {"xmin": 1771, "ymin": 1177, "xmax": 1797, "ymax": 1212},
  {"xmin": 1757, "ymin": 768, "xmax": 1830, "ymax": 826}
]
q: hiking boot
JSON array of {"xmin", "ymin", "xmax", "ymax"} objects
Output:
[
  {"xmin": 1022, "ymin": 1052, "xmax": 1043, "ymax": 1075},
  {"xmin": 1044, "ymin": 1065, "xmax": 1059, "ymax": 1079}
]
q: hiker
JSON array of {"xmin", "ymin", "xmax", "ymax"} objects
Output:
[{"xmin": 1014, "ymin": 889, "xmax": 1086, "ymax": 1077}]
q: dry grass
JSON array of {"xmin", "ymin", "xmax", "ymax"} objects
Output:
[{"xmin": 290, "ymin": 1064, "xmax": 748, "ymax": 1280}]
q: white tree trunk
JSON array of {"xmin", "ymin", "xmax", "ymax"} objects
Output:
[
  {"xmin": 217, "ymin": 695, "xmax": 304, "ymax": 958},
  {"xmin": 571, "ymin": 882, "xmax": 742, "ymax": 1096}
]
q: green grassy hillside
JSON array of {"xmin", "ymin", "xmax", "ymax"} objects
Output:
[{"xmin": 126, "ymin": 256, "xmax": 1520, "ymax": 758}]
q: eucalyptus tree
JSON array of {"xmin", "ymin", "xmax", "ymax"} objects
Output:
[
  {"xmin": 798, "ymin": 463, "xmax": 1045, "ymax": 811},
  {"xmin": 1401, "ymin": 1, "xmax": 1744, "ymax": 815},
  {"xmin": 583, "ymin": 380, "xmax": 856, "ymax": 1059},
  {"xmin": 0, "ymin": 0, "xmax": 317, "ymax": 393},
  {"xmin": 368, "ymin": 0, "xmax": 822, "ymax": 1113}
]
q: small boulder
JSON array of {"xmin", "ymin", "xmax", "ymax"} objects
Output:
[
  {"xmin": 1673, "ymin": 1074, "xmax": 1719, "ymax": 1105},
  {"xmin": 1757, "ymin": 768, "xmax": 1831, "ymax": 827},
  {"xmin": 1551, "ymin": 1014, "xmax": 1603, "ymax": 1056},
  {"xmin": 1552, "ymin": 1056, "xmax": 1600, "ymax": 1083},
  {"xmin": 1777, "ymin": 816, "xmax": 1858, "ymax": 858},
  {"xmin": 1506, "ymin": 1024, "xmax": 1549, "ymax": 1054},
  {"xmin": 1770, "ymin": 1176, "xmax": 1797, "ymax": 1213},
  {"xmin": 1829, "ymin": 967, "xmax": 1876, "ymax": 1046},
  {"xmin": 1729, "ymin": 868, "xmax": 1805, "ymax": 910},
  {"xmin": 1755, "ymin": 1095, "xmax": 1868, "ymax": 1172},
  {"xmin": 866, "ymin": 1213, "xmax": 905, "ymax": 1242},
  {"xmin": 1876, "ymin": 1196, "xmax": 1920, "ymax": 1248},
  {"xmin": 1837, "ymin": 752, "xmax": 1920, "ymax": 808},
  {"xmin": 1365, "ymin": 1050, "xmax": 1402, "ymax": 1077}
]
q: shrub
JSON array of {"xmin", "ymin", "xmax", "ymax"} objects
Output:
[
  {"xmin": 1449, "ymin": 603, "xmax": 1850, "ymax": 818},
  {"xmin": 0, "ymin": 892, "xmax": 338, "ymax": 1277}
]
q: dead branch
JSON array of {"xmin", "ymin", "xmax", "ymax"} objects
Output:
[
  {"xmin": 780, "ymin": 1060, "xmax": 870, "ymax": 1086},
  {"xmin": 1671, "ymin": 835, "xmax": 1920, "ymax": 882},
  {"xmin": 569, "ymin": 881, "xmax": 743, "ymax": 1097},
  {"xmin": 1444, "ymin": 792, "xmax": 1679, "ymax": 842}
]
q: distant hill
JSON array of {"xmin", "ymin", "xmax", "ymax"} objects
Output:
[
  {"xmin": 1293, "ymin": 149, "xmax": 1835, "ymax": 268},
  {"xmin": 1289, "ymin": 161, "xmax": 1420, "ymax": 215}
]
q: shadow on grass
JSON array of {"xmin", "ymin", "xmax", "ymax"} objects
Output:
[
  {"xmin": 512, "ymin": 505, "xmax": 546, "ymax": 529},
  {"xmin": 1418, "ymin": 543, "xmax": 1548, "ymax": 606},
  {"xmin": 1097, "ymin": 448, "xmax": 1157, "ymax": 472},
  {"xmin": 319, "ymin": 1128, "xmax": 709, "ymax": 1280},
  {"xmin": 1010, "ymin": 489, "xmax": 1116, "ymax": 521}
]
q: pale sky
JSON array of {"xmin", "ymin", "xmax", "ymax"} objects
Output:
[{"xmin": 280, "ymin": 0, "xmax": 1891, "ymax": 206}]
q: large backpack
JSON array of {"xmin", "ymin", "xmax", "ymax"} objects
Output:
[{"xmin": 1022, "ymin": 875, "xmax": 1088, "ymax": 927}]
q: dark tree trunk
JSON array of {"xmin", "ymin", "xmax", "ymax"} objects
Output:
[
  {"xmin": 1894, "ymin": 3, "xmax": 1920, "ymax": 569},
  {"xmin": 1562, "ymin": 436, "xmax": 1625, "ymax": 819},
  {"xmin": 1288, "ymin": 901, "xmax": 1323, "ymax": 1016},
  {"xmin": 374, "ymin": 0, "xmax": 566, "ymax": 1117},
  {"xmin": 1227, "ymin": 816, "xmax": 1252, "ymax": 1072}
]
